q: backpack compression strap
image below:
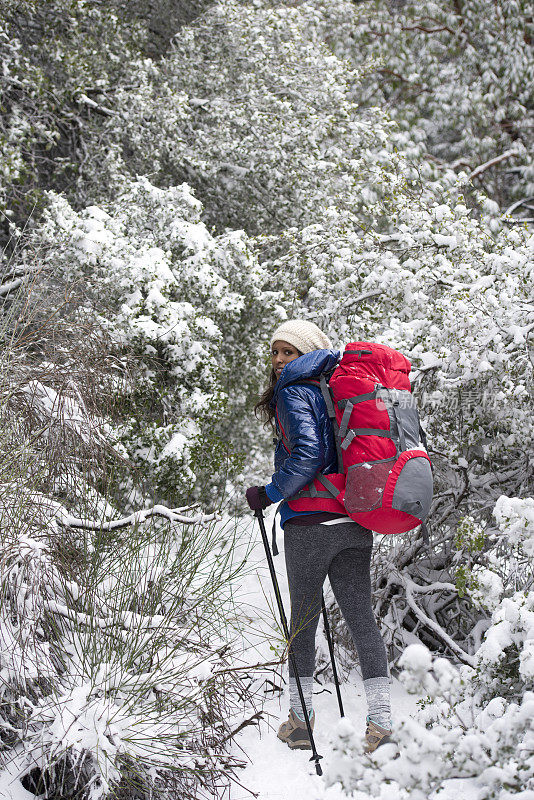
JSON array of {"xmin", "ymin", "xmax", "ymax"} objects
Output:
[{"xmin": 337, "ymin": 386, "xmax": 407, "ymax": 454}]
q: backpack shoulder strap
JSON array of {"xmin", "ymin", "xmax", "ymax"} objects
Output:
[
  {"xmin": 319, "ymin": 374, "xmax": 344, "ymax": 473},
  {"xmin": 286, "ymin": 376, "xmax": 344, "ymax": 472},
  {"xmin": 275, "ymin": 375, "xmax": 344, "ymax": 472}
]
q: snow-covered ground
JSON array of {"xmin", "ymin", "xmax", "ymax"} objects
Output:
[
  {"xmin": 226, "ymin": 511, "xmax": 427, "ymax": 800},
  {"xmin": 229, "ymin": 676, "xmax": 420, "ymax": 800}
]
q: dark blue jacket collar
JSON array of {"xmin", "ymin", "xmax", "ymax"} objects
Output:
[{"xmin": 271, "ymin": 349, "xmax": 340, "ymax": 406}]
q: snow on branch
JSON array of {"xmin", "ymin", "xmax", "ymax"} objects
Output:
[
  {"xmin": 341, "ymin": 290, "xmax": 383, "ymax": 308},
  {"xmin": 468, "ymin": 149, "xmax": 520, "ymax": 181},
  {"xmin": 0, "ymin": 278, "xmax": 23, "ymax": 297},
  {"xmin": 56, "ymin": 503, "xmax": 218, "ymax": 530},
  {"xmin": 45, "ymin": 598, "xmax": 186, "ymax": 635},
  {"xmin": 504, "ymin": 195, "xmax": 534, "ymax": 216},
  {"xmin": 76, "ymin": 93, "xmax": 116, "ymax": 117}
]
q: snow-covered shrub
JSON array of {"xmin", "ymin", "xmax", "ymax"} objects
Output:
[
  {"xmin": 325, "ymin": 496, "xmax": 534, "ymax": 799},
  {"xmin": 0, "ymin": 330, "xmax": 254, "ymax": 798},
  {"xmin": 0, "ymin": 486, "xmax": 251, "ymax": 799},
  {"xmin": 0, "ymin": 273, "xmax": 262, "ymax": 799},
  {"xmin": 21, "ymin": 178, "xmax": 276, "ymax": 505}
]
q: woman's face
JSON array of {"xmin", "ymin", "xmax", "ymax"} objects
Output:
[{"xmin": 271, "ymin": 340, "xmax": 300, "ymax": 379}]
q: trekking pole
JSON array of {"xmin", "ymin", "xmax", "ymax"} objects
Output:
[
  {"xmin": 254, "ymin": 509, "xmax": 323, "ymax": 776},
  {"xmin": 321, "ymin": 591, "xmax": 344, "ymax": 718}
]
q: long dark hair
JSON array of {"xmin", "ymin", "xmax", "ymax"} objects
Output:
[
  {"xmin": 254, "ymin": 347, "xmax": 303, "ymax": 428},
  {"xmin": 254, "ymin": 369, "xmax": 277, "ymax": 428}
]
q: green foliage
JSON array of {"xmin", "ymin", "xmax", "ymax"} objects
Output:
[
  {"xmin": 455, "ymin": 564, "xmax": 469, "ymax": 599},
  {"xmin": 455, "ymin": 515, "xmax": 486, "ymax": 553}
]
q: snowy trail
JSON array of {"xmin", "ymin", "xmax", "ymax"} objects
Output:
[
  {"xmin": 229, "ymin": 677, "xmax": 420, "ymax": 800},
  {"xmin": 226, "ymin": 512, "xmax": 422, "ymax": 800}
]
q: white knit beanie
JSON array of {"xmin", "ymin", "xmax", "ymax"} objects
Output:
[{"xmin": 270, "ymin": 319, "xmax": 332, "ymax": 354}]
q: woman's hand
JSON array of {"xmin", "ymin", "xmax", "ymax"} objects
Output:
[{"xmin": 246, "ymin": 486, "xmax": 273, "ymax": 511}]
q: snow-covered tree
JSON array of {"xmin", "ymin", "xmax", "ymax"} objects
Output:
[
  {"xmin": 24, "ymin": 178, "xmax": 276, "ymax": 505},
  {"xmin": 325, "ymin": 0, "xmax": 534, "ymax": 220},
  {"xmin": 0, "ymin": 0, "xmax": 149, "ymax": 246},
  {"xmin": 87, "ymin": 0, "xmax": 396, "ymax": 237}
]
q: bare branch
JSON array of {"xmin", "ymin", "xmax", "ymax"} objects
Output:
[
  {"xmin": 376, "ymin": 68, "xmax": 428, "ymax": 92},
  {"xmin": 468, "ymin": 149, "xmax": 520, "ymax": 181},
  {"xmin": 399, "ymin": 572, "xmax": 476, "ymax": 666},
  {"xmin": 57, "ymin": 504, "xmax": 218, "ymax": 530},
  {"xmin": 400, "ymin": 24, "xmax": 458, "ymax": 35},
  {"xmin": 221, "ymin": 712, "xmax": 264, "ymax": 744}
]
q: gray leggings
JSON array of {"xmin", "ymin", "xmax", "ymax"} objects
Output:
[{"xmin": 284, "ymin": 521, "xmax": 388, "ymax": 680}]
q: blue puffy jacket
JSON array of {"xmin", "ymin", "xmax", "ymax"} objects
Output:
[{"xmin": 264, "ymin": 349, "xmax": 340, "ymax": 526}]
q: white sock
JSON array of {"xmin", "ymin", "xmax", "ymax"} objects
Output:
[
  {"xmin": 363, "ymin": 676, "xmax": 391, "ymax": 730},
  {"xmin": 289, "ymin": 676, "xmax": 314, "ymax": 720}
]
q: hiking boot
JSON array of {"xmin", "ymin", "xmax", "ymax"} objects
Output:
[
  {"xmin": 277, "ymin": 707, "xmax": 315, "ymax": 750},
  {"xmin": 364, "ymin": 717, "xmax": 392, "ymax": 753}
]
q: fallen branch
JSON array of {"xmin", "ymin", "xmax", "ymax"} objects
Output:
[
  {"xmin": 221, "ymin": 711, "xmax": 264, "ymax": 744},
  {"xmin": 399, "ymin": 572, "xmax": 476, "ymax": 666}
]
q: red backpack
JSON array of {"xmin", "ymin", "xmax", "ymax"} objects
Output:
[{"xmin": 286, "ymin": 342, "xmax": 433, "ymax": 540}]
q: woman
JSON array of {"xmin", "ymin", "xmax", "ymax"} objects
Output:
[{"xmin": 246, "ymin": 319, "xmax": 392, "ymax": 753}]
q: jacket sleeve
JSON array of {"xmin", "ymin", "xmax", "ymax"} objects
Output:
[{"xmin": 265, "ymin": 385, "xmax": 324, "ymax": 500}]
